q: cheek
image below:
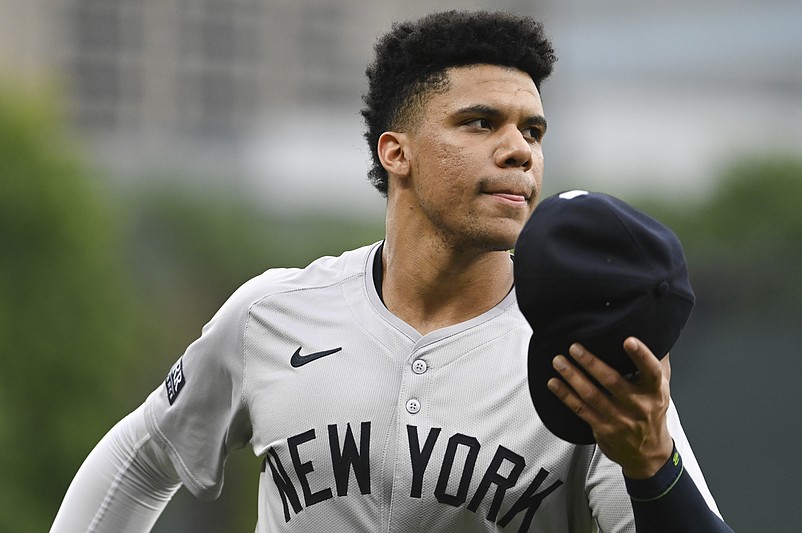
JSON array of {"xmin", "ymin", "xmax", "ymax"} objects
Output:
[
  {"xmin": 531, "ymin": 149, "xmax": 545, "ymax": 185},
  {"xmin": 418, "ymin": 142, "xmax": 474, "ymax": 194},
  {"xmin": 430, "ymin": 139, "xmax": 466, "ymax": 169}
]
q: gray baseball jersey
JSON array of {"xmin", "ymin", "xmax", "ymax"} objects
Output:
[{"xmin": 144, "ymin": 242, "xmax": 717, "ymax": 532}]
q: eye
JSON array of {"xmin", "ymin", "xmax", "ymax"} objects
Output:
[
  {"xmin": 521, "ymin": 126, "xmax": 544, "ymax": 143},
  {"xmin": 464, "ymin": 118, "xmax": 493, "ymax": 130}
]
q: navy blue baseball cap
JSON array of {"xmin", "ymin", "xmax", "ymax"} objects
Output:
[{"xmin": 514, "ymin": 190, "xmax": 695, "ymax": 444}]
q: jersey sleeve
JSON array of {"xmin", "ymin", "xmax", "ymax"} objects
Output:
[
  {"xmin": 625, "ymin": 445, "xmax": 733, "ymax": 532},
  {"xmin": 584, "ymin": 399, "xmax": 723, "ymax": 532},
  {"xmin": 143, "ymin": 276, "xmax": 264, "ymax": 500},
  {"xmin": 584, "ymin": 444, "xmax": 636, "ymax": 532},
  {"xmin": 662, "ymin": 399, "xmax": 722, "ymax": 516},
  {"xmin": 51, "ymin": 404, "xmax": 182, "ymax": 532}
]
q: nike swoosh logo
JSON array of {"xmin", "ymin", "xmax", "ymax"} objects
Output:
[{"xmin": 290, "ymin": 346, "xmax": 342, "ymax": 368}]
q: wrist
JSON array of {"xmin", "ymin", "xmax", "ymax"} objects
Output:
[
  {"xmin": 621, "ymin": 438, "xmax": 674, "ymax": 480},
  {"xmin": 625, "ymin": 443, "xmax": 683, "ymax": 501}
]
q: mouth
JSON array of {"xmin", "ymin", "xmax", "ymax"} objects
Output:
[
  {"xmin": 479, "ymin": 177, "xmax": 537, "ymax": 209},
  {"xmin": 483, "ymin": 185, "xmax": 535, "ymax": 207},
  {"xmin": 489, "ymin": 192, "xmax": 528, "ymax": 205}
]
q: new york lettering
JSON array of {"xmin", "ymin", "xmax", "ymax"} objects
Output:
[
  {"xmin": 263, "ymin": 422, "xmax": 370, "ymax": 522},
  {"xmin": 262, "ymin": 422, "xmax": 563, "ymax": 531},
  {"xmin": 407, "ymin": 425, "xmax": 564, "ymax": 532}
]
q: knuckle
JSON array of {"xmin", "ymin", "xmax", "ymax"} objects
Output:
[
  {"xmin": 552, "ymin": 384, "xmax": 569, "ymax": 401},
  {"xmin": 658, "ymin": 393, "xmax": 671, "ymax": 413},
  {"xmin": 572, "ymin": 402, "xmax": 587, "ymax": 418},
  {"xmin": 577, "ymin": 350, "xmax": 595, "ymax": 368},
  {"xmin": 583, "ymin": 386, "xmax": 602, "ymax": 406},
  {"xmin": 603, "ymin": 372, "xmax": 625, "ymax": 391}
]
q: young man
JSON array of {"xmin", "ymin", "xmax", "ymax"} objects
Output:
[{"xmin": 52, "ymin": 11, "xmax": 731, "ymax": 532}]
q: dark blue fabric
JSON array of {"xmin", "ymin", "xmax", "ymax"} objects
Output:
[{"xmin": 626, "ymin": 447, "xmax": 734, "ymax": 532}]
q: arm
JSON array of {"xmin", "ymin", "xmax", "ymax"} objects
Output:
[
  {"xmin": 51, "ymin": 271, "xmax": 271, "ymax": 531},
  {"xmin": 549, "ymin": 337, "xmax": 732, "ymax": 531},
  {"xmin": 626, "ymin": 445, "xmax": 733, "ymax": 532},
  {"xmin": 50, "ymin": 404, "xmax": 181, "ymax": 533}
]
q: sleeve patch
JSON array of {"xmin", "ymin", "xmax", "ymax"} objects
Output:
[{"xmin": 165, "ymin": 358, "xmax": 186, "ymax": 405}]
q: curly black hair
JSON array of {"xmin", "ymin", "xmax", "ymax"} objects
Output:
[{"xmin": 361, "ymin": 10, "xmax": 557, "ymax": 196}]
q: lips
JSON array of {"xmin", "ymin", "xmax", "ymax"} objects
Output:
[
  {"xmin": 480, "ymin": 177, "xmax": 536, "ymax": 206},
  {"xmin": 492, "ymin": 192, "xmax": 528, "ymax": 203},
  {"xmin": 484, "ymin": 185, "xmax": 533, "ymax": 204}
]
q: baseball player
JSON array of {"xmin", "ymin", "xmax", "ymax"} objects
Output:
[{"xmin": 52, "ymin": 11, "xmax": 732, "ymax": 532}]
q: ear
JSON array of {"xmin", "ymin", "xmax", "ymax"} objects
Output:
[{"xmin": 377, "ymin": 131, "xmax": 412, "ymax": 179}]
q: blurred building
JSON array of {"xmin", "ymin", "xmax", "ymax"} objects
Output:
[
  {"xmin": 0, "ymin": 1, "xmax": 531, "ymax": 212},
  {"xmin": 1, "ymin": 0, "xmax": 800, "ymax": 213}
]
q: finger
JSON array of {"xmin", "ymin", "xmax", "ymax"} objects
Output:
[
  {"xmin": 550, "ymin": 354, "xmax": 614, "ymax": 422},
  {"xmin": 623, "ymin": 337, "xmax": 663, "ymax": 389},
  {"xmin": 567, "ymin": 343, "xmax": 631, "ymax": 399},
  {"xmin": 546, "ymin": 374, "xmax": 600, "ymax": 426}
]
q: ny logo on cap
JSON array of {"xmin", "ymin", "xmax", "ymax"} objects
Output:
[{"xmin": 558, "ymin": 190, "xmax": 589, "ymax": 200}]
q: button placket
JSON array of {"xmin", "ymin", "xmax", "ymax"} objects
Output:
[{"xmin": 404, "ymin": 353, "xmax": 429, "ymax": 416}]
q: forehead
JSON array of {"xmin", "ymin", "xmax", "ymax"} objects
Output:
[{"xmin": 429, "ymin": 64, "xmax": 544, "ymax": 117}]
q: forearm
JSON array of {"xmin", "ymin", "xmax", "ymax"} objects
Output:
[
  {"xmin": 51, "ymin": 404, "xmax": 182, "ymax": 533},
  {"xmin": 626, "ymin": 445, "xmax": 733, "ymax": 532}
]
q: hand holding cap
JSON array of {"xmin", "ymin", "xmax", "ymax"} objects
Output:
[{"xmin": 514, "ymin": 190, "xmax": 695, "ymax": 444}]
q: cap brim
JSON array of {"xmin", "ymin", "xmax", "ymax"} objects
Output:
[{"xmin": 527, "ymin": 336, "xmax": 596, "ymax": 445}]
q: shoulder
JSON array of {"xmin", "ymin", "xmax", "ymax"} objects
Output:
[{"xmin": 214, "ymin": 242, "xmax": 379, "ymax": 322}]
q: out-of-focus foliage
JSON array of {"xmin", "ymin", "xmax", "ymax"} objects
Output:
[
  {"xmin": 0, "ymin": 87, "xmax": 146, "ymax": 532},
  {"xmin": 636, "ymin": 157, "xmax": 802, "ymax": 533},
  {"xmin": 125, "ymin": 184, "xmax": 385, "ymax": 342},
  {"xmin": 0, "ymin": 83, "xmax": 385, "ymax": 532},
  {"xmin": 640, "ymin": 157, "xmax": 802, "ymax": 318}
]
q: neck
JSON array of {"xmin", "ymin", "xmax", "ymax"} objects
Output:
[{"xmin": 380, "ymin": 229, "xmax": 514, "ymax": 336}]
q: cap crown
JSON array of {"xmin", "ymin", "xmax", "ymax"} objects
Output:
[{"xmin": 514, "ymin": 191, "xmax": 695, "ymax": 443}]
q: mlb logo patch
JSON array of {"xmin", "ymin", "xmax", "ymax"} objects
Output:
[{"xmin": 165, "ymin": 358, "xmax": 186, "ymax": 405}]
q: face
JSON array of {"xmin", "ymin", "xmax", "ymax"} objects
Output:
[{"xmin": 400, "ymin": 64, "xmax": 546, "ymax": 252}]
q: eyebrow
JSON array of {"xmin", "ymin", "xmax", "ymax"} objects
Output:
[{"xmin": 453, "ymin": 104, "xmax": 548, "ymax": 131}]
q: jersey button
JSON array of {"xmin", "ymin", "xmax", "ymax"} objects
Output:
[
  {"xmin": 405, "ymin": 398, "xmax": 421, "ymax": 414},
  {"xmin": 412, "ymin": 359, "xmax": 428, "ymax": 374}
]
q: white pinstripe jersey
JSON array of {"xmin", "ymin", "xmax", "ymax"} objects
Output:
[{"xmin": 145, "ymin": 241, "xmax": 716, "ymax": 532}]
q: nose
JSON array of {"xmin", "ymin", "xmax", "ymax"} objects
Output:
[{"xmin": 494, "ymin": 126, "xmax": 533, "ymax": 171}]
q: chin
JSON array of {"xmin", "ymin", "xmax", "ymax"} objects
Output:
[
  {"xmin": 453, "ymin": 217, "xmax": 523, "ymax": 252},
  {"xmin": 478, "ymin": 232, "xmax": 519, "ymax": 253},
  {"xmin": 495, "ymin": 222, "xmax": 525, "ymax": 250}
]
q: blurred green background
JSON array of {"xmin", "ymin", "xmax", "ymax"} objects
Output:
[{"xmin": 3, "ymin": 2, "xmax": 802, "ymax": 531}]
